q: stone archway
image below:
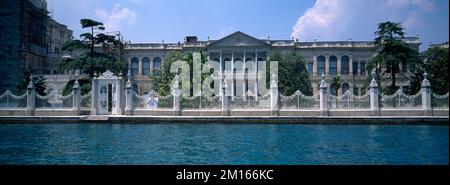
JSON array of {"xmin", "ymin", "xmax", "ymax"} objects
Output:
[{"xmin": 91, "ymin": 70, "xmax": 123, "ymax": 115}]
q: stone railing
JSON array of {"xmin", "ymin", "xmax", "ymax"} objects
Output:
[{"xmin": 1, "ymin": 71, "xmax": 448, "ymax": 116}]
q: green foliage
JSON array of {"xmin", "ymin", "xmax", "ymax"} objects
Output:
[
  {"xmin": 330, "ymin": 76, "xmax": 342, "ymax": 94},
  {"xmin": 423, "ymin": 47, "xmax": 449, "ymax": 94},
  {"xmin": 151, "ymin": 51, "xmax": 209, "ymax": 96},
  {"xmin": 368, "ymin": 21, "xmax": 420, "ymax": 93},
  {"xmin": 80, "ymin": 19, "xmax": 104, "ymax": 29},
  {"xmin": 59, "ymin": 18, "xmax": 125, "ymax": 93},
  {"xmin": 269, "ymin": 52, "xmax": 312, "ymax": 96},
  {"xmin": 152, "ymin": 51, "xmax": 312, "ymax": 97},
  {"xmin": 16, "ymin": 69, "xmax": 46, "ymax": 95}
]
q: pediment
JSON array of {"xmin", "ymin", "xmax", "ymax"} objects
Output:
[{"xmin": 209, "ymin": 31, "xmax": 269, "ymax": 47}]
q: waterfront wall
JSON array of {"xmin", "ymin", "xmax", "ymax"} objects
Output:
[{"xmin": 0, "ymin": 71, "xmax": 448, "ymax": 117}]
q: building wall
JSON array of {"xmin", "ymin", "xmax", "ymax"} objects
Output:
[
  {"xmin": 0, "ymin": 0, "xmax": 48, "ymax": 93},
  {"xmin": 121, "ymin": 33, "xmax": 421, "ymax": 95},
  {"xmin": 45, "ymin": 18, "xmax": 73, "ymax": 74}
]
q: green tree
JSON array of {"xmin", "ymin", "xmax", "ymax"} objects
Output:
[
  {"xmin": 58, "ymin": 19, "xmax": 124, "ymax": 95},
  {"xmin": 368, "ymin": 21, "xmax": 420, "ymax": 93},
  {"xmin": 16, "ymin": 69, "xmax": 47, "ymax": 95},
  {"xmin": 269, "ymin": 52, "xmax": 312, "ymax": 96},
  {"xmin": 330, "ymin": 76, "xmax": 342, "ymax": 95},
  {"xmin": 422, "ymin": 47, "xmax": 449, "ymax": 94},
  {"xmin": 151, "ymin": 51, "xmax": 209, "ymax": 96}
]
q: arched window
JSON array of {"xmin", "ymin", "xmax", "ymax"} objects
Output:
[
  {"xmin": 131, "ymin": 57, "xmax": 139, "ymax": 76},
  {"xmin": 329, "ymin": 56, "xmax": 337, "ymax": 75},
  {"xmin": 142, "ymin": 57, "xmax": 150, "ymax": 76},
  {"xmin": 341, "ymin": 56, "xmax": 349, "ymax": 75},
  {"xmin": 153, "ymin": 57, "xmax": 161, "ymax": 70},
  {"xmin": 353, "ymin": 87, "xmax": 359, "ymax": 96},
  {"xmin": 342, "ymin": 83, "xmax": 349, "ymax": 94},
  {"xmin": 317, "ymin": 56, "xmax": 325, "ymax": 75}
]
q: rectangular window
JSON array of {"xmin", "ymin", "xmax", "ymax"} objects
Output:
[
  {"xmin": 352, "ymin": 61, "xmax": 358, "ymax": 75},
  {"xmin": 307, "ymin": 62, "xmax": 313, "ymax": 75},
  {"xmin": 329, "ymin": 61, "xmax": 337, "ymax": 75},
  {"xmin": 317, "ymin": 61, "xmax": 325, "ymax": 76},
  {"xmin": 360, "ymin": 61, "xmax": 366, "ymax": 75},
  {"xmin": 353, "ymin": 87, "xmax": 359, "ymax": 96}
]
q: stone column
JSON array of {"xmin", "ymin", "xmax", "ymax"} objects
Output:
[
  {"xmin": 243, "ymin": 52, "xmax": 247, "ymax": 101},
  {"xmin": 421, "ymin": 72, "xmax": 432, "ymax": 116},
  {"xmin": 356, "ymin": 61, "xmax": 360, "ymax": 75},
  {"xmin": 138, "ymin": 58, "xmax": 143, "ymax": 75},
  {"xmin": 221, "ymin": 80, "xmax": 229, "ymax": 116},
  {"xmin": 369, "ymin": 69, "xmax": 380, "ymax": 116},
  {"xmin": 349, "ymin": 56, "xmax": 353, "ymax": 75},
  {"xmin": 255, "ymin": 51, "xmax": 259, "ymax": 101},
  {"xmin": 115, "ymin": 80, "xmax": 122, "ymax": 115},
  {"xmin": 26, "ymin": 75, "xmax": 35, "ymax": 116},
  {"xmin": 337, "ymin": 56, "xmax": 341, "ymax": 75},
  {"xmin": 270, "ymin": 74, "xmax": 279, "ymax": 116},
  {"xmin": 90, "ymin": 74, "xmax": 98, "ymax": 115},
  {"xmin": 231, "ymin": 52, "xmax": 235, "ymax": 100},
  {"xmin": 325, "ymin": 56, "xmax": 329, "ymax": 75},
  {"xmin": 150, "ymin": 59, "xmax": 154, "ymax": 76},
  {"xmin": 219, "ymin": 51, "xmax": 223, "ymax": 98},
  {"xmin": 72, "ymin": 79, "xmax": 81, "ymax": 115},
  {"xmin": 125, "ymin": 71, "xmax": 133, "ymax": 115},
  {"xmin": 313, "ymin": 54, "xmax": 317, "ymax": 76},
  {"xmin": 172, "ymin": 75, "xmax": 181, "ymax": 116},
  {"xmin": 319, "ymin": 74, "xmax": 328, "ymax": 116}
]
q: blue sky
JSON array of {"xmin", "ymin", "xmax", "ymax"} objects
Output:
[{"xmin": 47, "ymin": 0, "xmax": 448, "ymax": 51}]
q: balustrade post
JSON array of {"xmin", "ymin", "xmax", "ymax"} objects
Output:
[
  {"xmin": 221, "ymin": 80, "xmax": 229, "ymax": 116},
  {"xmin": 26, "ymin": 75, "xmax": 35, "ymax": 116},
  {"xmin": 72, "ymin": 79, "xmax": 81, "ymax": 115},
  {"xmin": 270, "ymin": 74, "xmax": 279, "ymax": 116},
  {"xmin": 421, "ymin": 72, "xmax": 432, "ymax": 116},
  {"xmin": 125, "ymin": 71, "xmax": 133, "ymax": 115},
  {"xmin": 369, "ymin": 69, "xmax": 380, "ymax": 116},
  {"xmin": 172, "ymin": 75, "xmax": 181, "ymax": 116},
  {"xmin": 90, "ymin": 73, "xmax": 98, "ymax": 115},
  {"xmin": 319, "ymin": 74, "xmax": 328, "ymax": 116}
]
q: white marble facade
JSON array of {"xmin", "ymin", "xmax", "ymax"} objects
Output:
[{"xmin": 123, "ymin": 31, "xmax": 421, "ymax": 95}]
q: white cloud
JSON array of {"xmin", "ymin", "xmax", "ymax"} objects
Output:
[
  {"xmin": 95, "ymin": 4, "xmax": 138, "ymax": 32},
  {"xmin": 291, "ymin": 0, "xmax": 436, "ymax": 41}
]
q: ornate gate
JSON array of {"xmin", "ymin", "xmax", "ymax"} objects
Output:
[{"xmin": 91, "ymin": 70, "xmax": 123, "ymax": 115}]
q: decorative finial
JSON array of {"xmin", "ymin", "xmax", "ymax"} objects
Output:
[
  {"xmin": 27, "ymin": 74, "xmax": 34, "ymax": 89},
  {"xmin": 73, "ymin": 79, "xmax": 80, "ymax": 89},
  {"xmin": 421, "ymin": 71, "xmax": 431, "ymax": 87},
  {"xmin": 320, "ymin": 73, "xmax": 327, "ymax": 87},
  {"xmin": 371, "ymin": 68, "xmax": 376, "ymax": 79},
  {"xmin": 370, "ymin": 69, "xmax": 378, "ymax": 87}
]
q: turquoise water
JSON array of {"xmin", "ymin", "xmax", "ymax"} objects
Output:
[{"xmin": 0, "ymin": 123, "xmax": 448, "ymax": 165}]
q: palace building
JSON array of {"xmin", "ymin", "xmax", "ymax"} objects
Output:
[{"xmin": 122, "ymin": 31, "xmax": 421, "ymax": 96}]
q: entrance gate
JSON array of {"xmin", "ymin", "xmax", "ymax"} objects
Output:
[{"xmin": 91, "ymin": 70, "xmax": 123, "ymax": 115}]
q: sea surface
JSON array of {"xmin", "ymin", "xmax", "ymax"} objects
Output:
[{"xmin": 0, "ymin": 123, "xmax": 448, "ymax": 164}]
